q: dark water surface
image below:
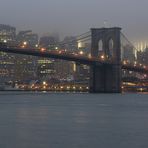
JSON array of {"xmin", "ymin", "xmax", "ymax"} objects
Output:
[{"xmin": 0, "ymin": 92, "xmax": 148, "ymax": 148}]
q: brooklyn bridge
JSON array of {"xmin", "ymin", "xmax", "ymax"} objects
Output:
[{"xmin": 0, "ymin": 27, "xmax": 148, "ymax": 93}]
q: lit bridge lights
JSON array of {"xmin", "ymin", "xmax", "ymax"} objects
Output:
[{"xmin": 41, "ymin": 48, "xmax": 46, "ymax": 52}]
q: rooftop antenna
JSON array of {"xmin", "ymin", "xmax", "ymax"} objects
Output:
[{"xmin": 103, "ymin": 20, "xmax": 107, "ymax": 28}]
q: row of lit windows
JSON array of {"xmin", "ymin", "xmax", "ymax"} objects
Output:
[
  {"xmin": 0, "ymin": 61, "xmax": 14, "ymax": 64},
  {"xmin": 40, "ymin": 70, "xmax": 55, "ymax": 74},
  {"xmin": 38, "ymin": 59, "xmax": 53, "ymax": 64}
]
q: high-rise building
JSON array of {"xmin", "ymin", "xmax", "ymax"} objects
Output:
[
  {"xmin": 38, "ymin": 35, "xmax": 59, "ymax": 81},
  {"xmin": 122, "ymin": 44, "xmax": 135, "ymax": 62},
  {"xmin": 74, "ymin": 64, "xmax": 89, "ymax": 82},
  {"xmin": 60, "ymin": 36, "xmax": 77, "ymax": 51},
  {"xmin": 137, "ymin": 47, "xmax": 148, "ymax": 65},
  {"xmin": 17, "ymin": 30, "xmax": 38, "ymax": 48},
  {"xmin": 39, "ymin": 36, "xmax": 58, "ymax": 50},
  {"xmin": 0, "ymin": 24, "xmax": 16, "ymax": 43},
  {"xmin": 0, "ymin": 24, "xmax": 16, "ymax": 83},
  {"xmin": 14, "ymin": 55, "xmax": 37, "ymax": 82},
  {"xmin": 37, "ymin": 58, "xmax": 55, "ymax": 80},
  {"xmin": 15, "ymin": 30, "xmax": 39, "ymax": 82},
  {"xmin": 0, "ymin": 52, "xmax": 16, "ymax": 83},
  {"xmin": 54, "ymin": 60, "xmax": 74, "ymax": 80}
]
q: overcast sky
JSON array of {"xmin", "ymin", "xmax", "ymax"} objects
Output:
[{"xmin": 0, "ymin": 0, "xmax": 147, "ymax": 42}]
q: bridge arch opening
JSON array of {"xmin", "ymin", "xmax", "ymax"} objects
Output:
[
  {"xmin": 98, "ymin": 40, "xmax": 103, "ymax": 52},
  {"xmin": 108, "ymin": 38, "xmax": 114, "ymax": 58}
]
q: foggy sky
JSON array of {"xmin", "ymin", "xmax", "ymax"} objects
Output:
[{"xmin": 0, "ymin": 0, "xmax": 148, "ymax": 42}]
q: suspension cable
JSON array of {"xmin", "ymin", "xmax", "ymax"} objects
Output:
[{"xmin": 120, "ymin": 32, "xmax": 137, "ymax": 50}]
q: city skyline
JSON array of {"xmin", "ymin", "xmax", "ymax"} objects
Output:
[
  {"xmin": 0, "ymin": 1, "xmax": 148, "ymax": 148},
  {"xmin": 1, "ymin": 23, "xmax": 148, "ymax": 53},
  {"xmin": 0, "ymin": 0, "xmax": 148, "ymax": 41}
]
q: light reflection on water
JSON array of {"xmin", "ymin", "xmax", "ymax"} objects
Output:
[{"xmin": 0, "ymin": 92, "xmax": 148, "ymax": 148}]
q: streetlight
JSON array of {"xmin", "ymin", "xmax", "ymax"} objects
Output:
[
  {"xmin": 101, "ymin": 55, "xmax": 105, "ymax": 60},
  {"xmin": 35, "ymin": 44, "xmax": 39, "ymax": 48},
  {"xmin": 43, "ymin": 81, "xmax": 47, "ymax": 86},
  {"xmin": 123, "ymin": 60, "xmax": 127, "ymax": 65},
  {"xmin": 79, "ymin": 51, "xmax": 84, "ymax": 55},
  {"xmin": 41, "ymin": 48, "xmax": 46, "ymax": 52},
  {"xmin": 3, "ymin": 40, "xmax": 7, "ymax": 43},
  {"xmin": 23, "ymin": 41, "xmax": 27, "ymax": 46}
]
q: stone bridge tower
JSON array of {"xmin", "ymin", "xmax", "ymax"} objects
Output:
[{"xmin": 89, "ymin": 27, "xmax": 122, "ymax": 93}]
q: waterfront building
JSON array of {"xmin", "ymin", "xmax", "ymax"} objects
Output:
[
  {"xmin": 14, "ymin": 55, "xmax": 37, "ymax": 82},
  {"xmin": 0, "ymin": 24, "xmax": 16, "ymax": 83},
  {"xmin": 14, "ymin": 30, "xmax": 39, "ymax": 82},
  {"xmin": 37, "ymin": 58, "xmax": 56, "ymax": 80},
  {"xmin": 54, "ymin": 60, "xmax": 74, "ymax": 80},
  {"xmin": 38, "ymin": 35, "xmax": 58, "ymax": 81},
  {"xmin": 0, "ymin": 52, "xmax": 16, "ymax": 83}
]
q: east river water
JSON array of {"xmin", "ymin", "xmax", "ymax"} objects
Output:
[{"xmin": 0, "ymin": 92, "xmax": 148, "ymax": 148}]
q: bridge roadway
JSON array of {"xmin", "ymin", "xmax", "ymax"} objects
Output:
[
  {"xmin": 0, "ymin": 47, "xmax": 114, "ymax": 65},
  {"xmin": 0, "ymin": 47, "xmax": 148, "ymax": 74}
]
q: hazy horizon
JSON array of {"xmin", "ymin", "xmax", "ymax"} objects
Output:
[{"xmin": 0, "ymin": 0, "xmax": 148, "ymax": 42}]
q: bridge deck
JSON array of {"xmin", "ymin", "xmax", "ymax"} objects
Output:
[
  {"xmin": 0, "ymin": 47, "xmax": 148, "ymax": 73},
  {"xmin": 0, "ymin": 47, "xmax": 111, "ymax": 65}
]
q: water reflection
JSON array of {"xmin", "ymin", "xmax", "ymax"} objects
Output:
[{"xmin": 0, "ymin": 93, "xmax": 148, "ymax": 148}]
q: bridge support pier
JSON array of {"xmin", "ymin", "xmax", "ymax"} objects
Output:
[
  {"xmin": 89, "ymin": 27, "xmax": 122, "ymax": 93},
  {"xmin": 89, "ymin": 64, "xmax": 121, "ymax": 93}
]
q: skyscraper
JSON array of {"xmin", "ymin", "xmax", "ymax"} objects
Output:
[
  {"xmin": 17, "ymin": 30, "xmax": 38, "ymax": 48},
  {"xmin": 0, "ymin": 24, "xmax": 16, "ymax": 43},
  {"xmin": 0, "ymin": 24, "xmax": 16, "ymax": 83}
]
